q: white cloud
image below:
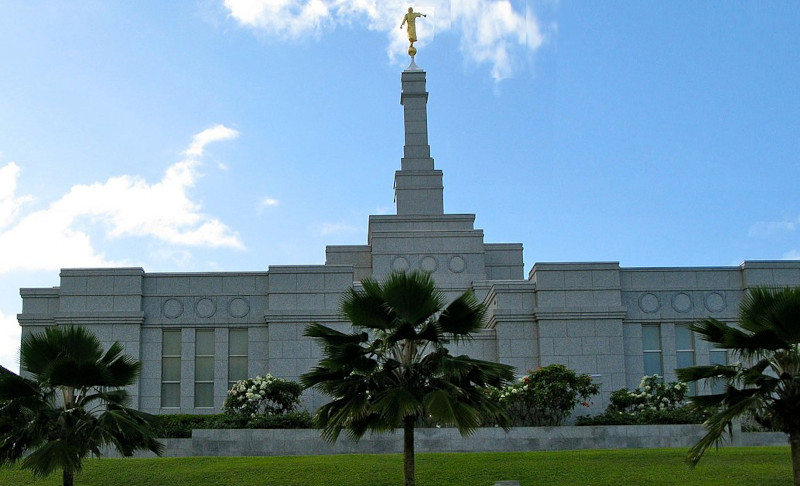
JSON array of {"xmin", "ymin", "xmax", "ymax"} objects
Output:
[
  {"xmin": 0, "ymin": 310, "xmax": 20, "ymax": 373},
  {"xmin": 0, "ymin": 125, "xmax": 244, "ymax": 274},
  {"xmin": 0, "ymin": 162, "xmax": 33, "ymax": 230},
  {"xmin": 223, "ymin": 0, "xmax": 548, "ymax": 80},
  {"xmin": 224, "ymin": 0, "xmax": 333, "ymax": 38},
  {"xmin": 748, "ymin": 218, "xmax": 799, "ymax": 238},
  {"xmin": 260, "ymin": 197, "xmax": 280, "ymax": 208},
  {"xmin": 184, "ymin": 124, "xmax": 239, "ymax": 157}
]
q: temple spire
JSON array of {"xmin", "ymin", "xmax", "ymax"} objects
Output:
[{"xmin": 394, "ymin": 69, "xmax": 444, "ymax": 215}]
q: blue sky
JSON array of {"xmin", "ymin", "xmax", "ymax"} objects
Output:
[{"xmin": 1, "ymin": 1, "xmax": 799, "ymax": 371}]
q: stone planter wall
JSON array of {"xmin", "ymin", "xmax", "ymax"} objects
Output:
[{"xmin": 131, "ymin": 425, "xmax": 788, "ymax": 457}]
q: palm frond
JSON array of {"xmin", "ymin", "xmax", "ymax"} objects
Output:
[
  {"xmin": 687, "ymin": 392, "xmax": 762, "ymax": 466},
  {"xmin": 20, "ymin": 439, "xmax": 83, "ymax": 478},
  {"xmin": 676, "ymin": 364, "xmax": 737, "ymax": 383},
  {"xmin": 0, "ymin": 367, "xmax": 39, "ymax": 401},
  {"xmin": 422, "ymin": 390, "xmax": 457, "ymax": 423},
  {"xmin": 316, "ymin": 394, "xmax": 375, "ymax": 442},
  {"xmin": 372, "ymin": 387, "xmax": 423, "ymax": 425},
  {"xmin": 727, "ymin": 329, "xmax": 789, "ymax": 357},
  {"xmin": 449, "ymin": 400, "xmax": 483, "ymax": 436},
  {"xmin": 341, "ymin": 285, "xmax": 396, "ymax": 330},
  {"xmin": 304, "ymin": 322, "xmax": 366, "ymax": 346},
  {"xmin": 686, "ymin": 392, "xmax": 727, "ymax": 410},
  {"xmin": 384, "ymin": 321, "xmax": 422, "ymax": 345},
  {"xmin": 438, "ymin": 291, "xmax": 486, "ymax": 339},
  {"xmin": 380, "ymin": 272, "xmax": 443, "ymax": 325}
]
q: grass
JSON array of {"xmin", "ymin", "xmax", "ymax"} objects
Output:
[{"xmin": 0, "ymin": 447, "xmax": 792, "ymax": 486}]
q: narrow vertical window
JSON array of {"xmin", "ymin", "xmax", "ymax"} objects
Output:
[
  {"xmin": 709, "ymin": 346, "xmax": 729, "ymax": 394},
  {"xmin": 675, "ymin": 324, "xmax": 696, "ymax": 394},
  {"xmin": 161, "ymin": 330, "xmax": 181, "ymax": 408},
  {"xmin": 228, "ymin": 328, "xmax": 249, "ymax": 389},
  {"xmin": 195, "ymin": 329, "xmax": 215, "ymax": 408},
  {"xmin": 642, "ymin": 324, "xmax": 663, "ymax": 376}
]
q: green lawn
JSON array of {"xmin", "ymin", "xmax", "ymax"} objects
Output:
[{"xmin": 0, "ymin": 447, "xmax": 792, "ymax": 486}]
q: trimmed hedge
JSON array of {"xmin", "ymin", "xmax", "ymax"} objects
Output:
[
  {"xmin": 151, "ymin": 411, "xmax": 314, "ymax": 438},
  {"xmin": 575, "ymin": 407, "xmax": 709, "ymax": 426}
]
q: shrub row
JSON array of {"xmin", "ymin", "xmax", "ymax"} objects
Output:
[
  {"xmin": 152, "ymin": 371, "xmax": 710, "ymax": 437},
  {"xmin": 576, "ymin": 407, "xmax": 708, "ymax": 426},
  {"xmin": 151, "ymin": 411, "xmax": 314, "ymax": 438}
]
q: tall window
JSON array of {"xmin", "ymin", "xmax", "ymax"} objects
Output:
[
  {"xmin": 195, "ymin": 329, "xmax": 215, "ymax": 408},
  {"xmin": 228, "ymin": 328, "xmax": 249, "ymax": 389},
  {"xmin": 642, "ymin": 324, "xmax": 663, "ymax": 376},
  {"xmin": 709, "ymin": 346, "xmax": 729, "ymax": 394},
  {"xmin": 161, "ymin": 330, "xmax": 181, "ymax": 408},
  {"xmin": 675, "ymin": 324, "xmax": 696, "ymax": 394}
]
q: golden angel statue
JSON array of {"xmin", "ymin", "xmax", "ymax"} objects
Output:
[{"xmin": 400, "ymin": 7, "xmax": 427, "ymax": 46}]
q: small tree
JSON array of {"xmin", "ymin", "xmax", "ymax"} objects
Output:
[
  {"xmin": 301, "ymin": 271, "xmax": 514, "ymax": 486},
  {"xmin": 0, "ymin": 326, "xmax": 163, "ymax": 486},
  {"xmin": 676, "ymin": 286, "xmax": 800, "ymax": 486},
  {"xmin": 486, "ymin": 364, "xmax": 599, "ymax": 426}
]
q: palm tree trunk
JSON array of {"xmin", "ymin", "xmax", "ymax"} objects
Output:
[
  {"xmin": 403, "ymin": 415, "xmax": 416, "ymax": 486},
  {"xmin": 791, "ymin": 431, "xmax": 800, "ymax": 486},
  {"xmin": 63, "ymin": 469, "xmax": 74, "ymax": 486}
]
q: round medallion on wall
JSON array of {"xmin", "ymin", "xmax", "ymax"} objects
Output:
[
  {"xmin": 420, "ymin": 256, "xmax": 438, "ymax": 273},
  {"xmin": 195, "ymin": 297, "xmax": 217, "ymax": 318},
  {"xmin": 671, "ymin": 292, "xmax": 693, "ymax": 313},
  {"xmin": 162, "ymin": 298, "xmax": 184, "ymax": 319},
  {"xmin": 448, "ymin": 255, "xmax": 466, "ymax": 274},
  {"xmin": 638, "ymin": 293, "xmax": 661, "ymax": 313},
  {"xmin": 704, "ymin": 292, "xmax": 726, "ymax": 313},
  {"xmin": 392, "ymin": 256, "xmax": 410, "ymax": 272},
  {"xmin": 229, "ymin": 297, "xmax": 250, "ymax": 318}
]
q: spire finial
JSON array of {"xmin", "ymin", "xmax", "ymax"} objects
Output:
[{"xmin": 400, "ymin": 7, "xmax": 427, "ymax": 66}]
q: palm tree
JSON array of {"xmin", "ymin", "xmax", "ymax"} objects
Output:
[
  {"xmin": 301, "ymin": 271, "xmax": 514, "ymax": 486},
  {"xmin": 676, "ymin": 286, "xmax": 800, "ymax": 486},
  {"xmin": 0, "ymin": 326, "xmax": 163, "ymax": 486}
]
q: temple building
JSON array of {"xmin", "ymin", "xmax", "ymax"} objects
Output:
[{"xmin": 17, "ymin": 66, "xmax": 800, "ymax": 415}]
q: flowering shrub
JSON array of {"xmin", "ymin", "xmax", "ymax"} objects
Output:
[
  {"xmin": 609, "ymin": 375, "xmax": 688, "ymax": 413},
  {"xmin": 485, "ymin": 364, "xmax": 600, "ymax": 426},
  {"xmin": 575, "ymin": 375, "xmax": 708, "ymax": 426},
  {"xmin": 223, "ymin": 374, "xmax": 302, "ymax": 418}
]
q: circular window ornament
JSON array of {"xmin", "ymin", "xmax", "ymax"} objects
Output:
[
  {"xmin": 420, "ymin": 256, "xmax": 438, "ymax": 273},
  {"xmin": 229, "ymin": 298, "xmax": 250, "ymax": 318},
  {"xmin": 392, "ymin": 256, "xmax": 410, "ymax": 272},
  {"xmin": 448, "ymin": 255, "xmax": 466, "ymax": 274},
  {"xmin": 195, "ymin": 297, "xmax": 217, "ymax": 318},
  {"xmin": 704, "ymin": 292, "xmax": 726, "ymax": 313},
  {"xmin": 671, "ymin": 292, "xmax": 693, "ymax": 313},
  {"xmin": 638, "ymin": 293, "xmax": 661, "ymax": 313},
  {"xmin": 163, "ymin": 298, "xmax": 184, "ymax": 319}
]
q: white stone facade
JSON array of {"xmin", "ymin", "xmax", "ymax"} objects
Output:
[{"xmin": 17, "ymin": 69, "xmax": 800, "ymax": 415}]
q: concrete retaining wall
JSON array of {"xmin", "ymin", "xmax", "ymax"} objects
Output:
[{"xmin": 141, "ymin": 426, "xmax": 788, "ymax": 457}]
